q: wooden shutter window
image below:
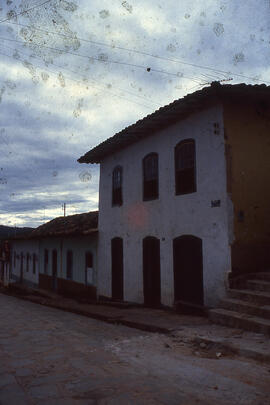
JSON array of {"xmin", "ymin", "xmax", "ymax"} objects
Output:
[
  {"xmin": 112, "ymin": 166, "xmax": 123, "ymax": 206},
  {"xmin": 143, "ymin": 153, "xmax": 159, "ymax": 201},
  {"xmin": 175, "ymin": 139, "xmax": 196, "ymax": 195}
]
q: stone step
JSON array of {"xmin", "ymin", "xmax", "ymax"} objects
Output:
[
  {"xmin": 209, "ymin": 308, "xmax": 270, "ymax": 336},
  {"xmin": 228, "ymin": 288, "xmax": 270, "ymax": 306},
  {"xmin": 219, "ymin": 298, "xmax": 270, "ymax": 320},
  {"xmin": 246, "ymin": 279, "xmax": 270, "ymax": 293}
]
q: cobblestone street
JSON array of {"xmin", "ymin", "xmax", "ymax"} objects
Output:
[{"xmin": 0, "ymin": 293, "xmax": 269, "ymax": 404}]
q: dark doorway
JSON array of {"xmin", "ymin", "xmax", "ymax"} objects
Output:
[
  {"xmin": 111, "ymin": 237, "xmax": 123, "ymax": 301},
  {"xmin": 20, "ymin": 252, "xmax": 23, "ymax": 283},
  {"xmin": 173, "ymin": 235, "xmax": 203, "ymax": 306},
  {"xmin": 85, "ymin": 251, "xmax": 93, "ymax": 285},
  {"xmin": 66, "ymin": 250, "xmax": 73, "ymax": 280},
  {"xmin": 143, "ymin": 236, "xmax": 161, "ymax": 307},
  {"xmin": 52, "ymin": 249, "xmax": 57, "ymax": 291}
]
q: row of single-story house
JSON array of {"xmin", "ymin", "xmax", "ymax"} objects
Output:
[{"xmin": 10, "ymin": 211, "xmax": 98, "ymax": 300}]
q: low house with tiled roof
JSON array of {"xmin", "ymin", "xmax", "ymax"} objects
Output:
[
  {"xmin": 78, "ymin": 82, "xmax": 270, "ymax": 309},
  {"xmin": 10, "ymin": 233, "xmax": 39, "ymax": 288},
  {"xmin": 10, "ymin": 211, "xmax": 98, "ymax": 300}
]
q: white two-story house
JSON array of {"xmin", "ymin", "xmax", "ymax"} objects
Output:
[{"xmin": 78, "ymin": 82, "xmax": 270, "ymax": 308}]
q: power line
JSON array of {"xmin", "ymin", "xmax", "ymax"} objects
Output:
[
  {"xmin": 0, "ymin": 46, "xmax": 158, "ymax": 110},
  {"xmin": 3, "ymin": 19, "xmax": 269, "ymax": 84},
  {"xmin": 0, "ymin": 36, "xmax": 205, "ymax": 85},
  {"xmin": 0, "ymin": 42, "xmax": 162, "ymax": 109},
  {"xmin": 3, "ymin": 19, "xmax": 226, "ymax": 82},
  {"xmin": 0, "ymin": 0, "xmax": 53, "ymax": 24}
]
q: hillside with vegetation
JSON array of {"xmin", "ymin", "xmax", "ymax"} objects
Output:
[{"xmin": 0, "ymin": 225, "xmax": 34, "ymax": 239}]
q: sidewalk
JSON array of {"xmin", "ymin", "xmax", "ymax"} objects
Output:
[{"xmin": 2, "ymin": 283, "xmax": 270, "ymax": 364}]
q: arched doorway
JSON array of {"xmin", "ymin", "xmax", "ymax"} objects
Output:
[
  {"xmin": 143, "ymin": 236, "xmax": 161, "ymax": 307},
  {"xmin": 173, "ymin": 235, "xmax": 203, "ymax": 306},
  {"xmin": 111, "ymin": 237, "xmax": 123, "ymax": 300}
]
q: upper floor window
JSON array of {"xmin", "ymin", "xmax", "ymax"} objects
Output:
[
  {"xmin": 66, "ymin": 250, "xmax": 73, "ymax": 280},
  {"xmin": 175, "ymin": 139, "xmax": 196, "ymax": 195},
  {"xmin": 143, "ymin": 153, "xmax": 159, "ymax": 201},
  {"xmin": 112, "ymin": 166, "xmax": 123, "ymax": 206},
  {"xmin": 44, "ymin": 249, "xmax": 48, "ymax": 274}
]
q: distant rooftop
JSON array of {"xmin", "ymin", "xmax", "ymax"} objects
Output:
[
  {"xmin": 78, "ymin": 81, "xmax": 270, "ymax": 164},
  {"xmin": 11, "ymin": 211, "xmax": 98, "ymax": 240}
]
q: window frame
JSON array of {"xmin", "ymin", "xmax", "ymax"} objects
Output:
[
  {"xmin": 142, "ymin": 153, "xmax": 159, "ymax": 201},
  {"xmin": 174, "ymin": 139, "xmax": 196, "ymax": 195},
  {"xmin": 112, "ymin": 165, "xmax": 123, "ymax": 206}
]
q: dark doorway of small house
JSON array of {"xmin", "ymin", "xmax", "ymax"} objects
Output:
[
  {"xmin": 143, "ymin": 236, "xmax": 161, "ymax": 307},
  {"xmin": 111, "ymin": 237, "xmax": 124, "ymax": 301},
  {"xmin": 20, "ymin": 252, "xmax": 23, "ymax": 283},
  {"xmin": 173, "ymin": 235, "xmax": 203, "ymax": 306},
  {"xmin": 52, "ymin": 249, "xmax": 57, "ymax": 291},
  {"xmin": 85, "ymin": 251, "xmax": 93, "ymax": 286}
]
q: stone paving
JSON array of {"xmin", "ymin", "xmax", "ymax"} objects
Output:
[{"xmin": 0, "ymin": 293, "xmax": 269, "ymax": 404}]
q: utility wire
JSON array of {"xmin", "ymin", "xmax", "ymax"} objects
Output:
[
  {"xmin": 3, "ymin": 19, "xmax": 269, "ymax": 84},
  {"xmin": 3, "ymin": 19, "xmax": 226, "ymax": 82},
  {"xmin": 0, "ymin": 0, "xmax": 53, "ymax": 24},
  {"xmin": 0, "ymin": 36, "xmax": 205, "ymax": 84},
  {"xmin": 0, "ymin": 42, "xmax": 162, "ymax": 108},
  {"xmin": 0, "ymin": 46, "xmax": 158, "ymax": 111}
]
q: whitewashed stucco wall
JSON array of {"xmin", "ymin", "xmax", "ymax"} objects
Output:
[
  {"xmin": 39, "ymin": 235, "xmax": 97, "ymax": 286},
  {"xmin": 97, "ymin": 104, "xmax": 231, "ymax": 307},
  {"xmin": 39, "ymin": 238, "xmax": 61, "ymax": 276},
  {"xmin": 11, "ymin": 239, "xmax": 39, "ymax": 286}
]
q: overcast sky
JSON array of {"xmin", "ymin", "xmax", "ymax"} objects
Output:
[{"xmin": 0, "ymin": 0, "xmax": 269, "ymax": 227}]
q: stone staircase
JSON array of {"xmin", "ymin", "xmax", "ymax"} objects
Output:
[{"xmin": 209, "ymin": 272, "xmax": 270, "ymax": 336}]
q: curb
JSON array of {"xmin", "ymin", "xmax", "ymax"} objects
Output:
[
  {"xmin": 2, "ymin": 290, "xmax": 269, "ymax": 365},
  {"xmin": 1, "ymin": 290, "xmax": 171, "ymax": 334}
]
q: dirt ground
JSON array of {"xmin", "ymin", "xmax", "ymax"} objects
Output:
[{"xmin": 0, "ymin": 293, "xmax": 269, "ymax": 405}]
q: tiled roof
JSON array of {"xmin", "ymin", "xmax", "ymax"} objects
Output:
[
  {"xmin": 15, "ymin": 211, "xmax": 98, "ymax": 239},
  {"xmin": 78, "ymin": 81, "xmax": 270, "ymax": 163}
]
